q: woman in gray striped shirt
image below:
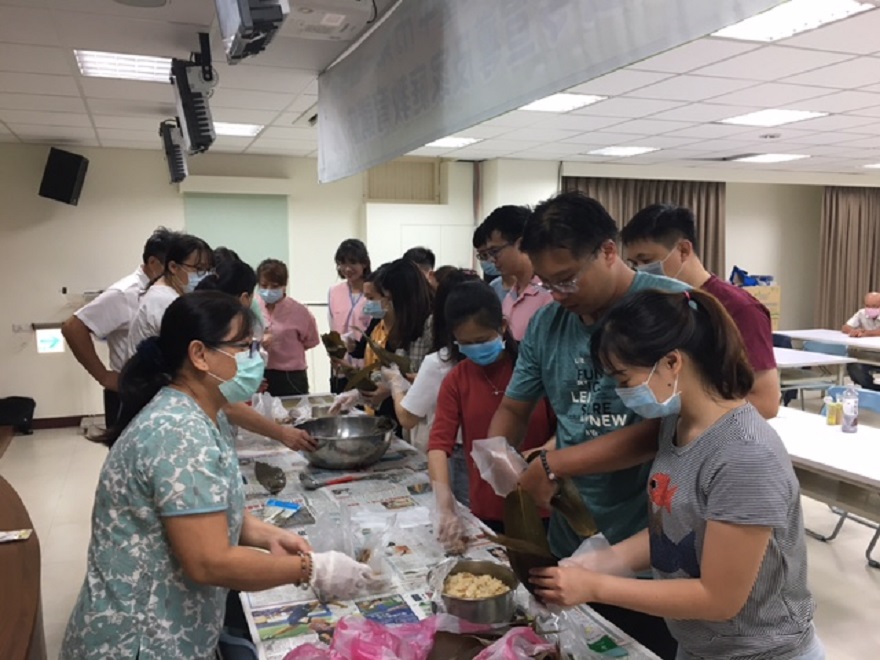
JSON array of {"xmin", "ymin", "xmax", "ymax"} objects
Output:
[{"xmin": 531, "ymin": 289, "xmax": 823, "ymax": 660}]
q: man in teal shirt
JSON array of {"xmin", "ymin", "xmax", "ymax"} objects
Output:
[{"xmin": 488, "ymin": 191, "xmax": 685, "ymax": 660}]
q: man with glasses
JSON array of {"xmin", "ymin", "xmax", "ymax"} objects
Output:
[
  {"xmin": 487, "ymin": 192, "xmax": 686, "ymax": 659},
  {"xmin": 62, "ymin": 227, "xmax": 177, "ymax": 427},
  {"xmin": 475, "ymin": 205, "xmax": 553, "ymax": 340},
  {"xmin": 622, "ymin": 204, "xmax": 779, "ymax": 418}
]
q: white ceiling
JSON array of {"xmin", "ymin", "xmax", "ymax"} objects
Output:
[{"xmin": 3, "ymin": 1, "xmax": 880, "ymax": 174}]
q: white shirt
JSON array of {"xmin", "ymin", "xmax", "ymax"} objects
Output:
[
  {"xmin": 75, "ymin": 267, "xmax": 150, "ymax": 372},
  {"xmin": 402, "ymin": 349, "xmax": 458, "ymax": 452},
  {"xmin": 846, "ymin": 308, "xmax": 880, "ymax": 332},
  {"xmin": 126, "ymin": 284, "xmax": 179, "ymax": 362}
]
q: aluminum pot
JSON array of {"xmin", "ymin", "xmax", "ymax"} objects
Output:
[
  {"xmin": 439, "ymin": 560, "xmax": 518, "ymax": 625},
  {"xmin": 295, "ymin": 416, "xmax": 396, "ymax": 470}
]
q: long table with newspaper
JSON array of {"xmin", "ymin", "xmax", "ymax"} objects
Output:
[{"xmin": 236, "ymin": 394, "xmax": 659, "ymax": 660}]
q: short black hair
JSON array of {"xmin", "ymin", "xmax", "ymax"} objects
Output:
[
  {"xmin": 142, "ymin": 227, "xmax": 177, "ymax": 265},
  {"xmin": 335, "ymin": 239, "xmax": 371, "ymax": 276},
  {"xmin": 480, "ymin": 205, "xmax": 531, "ymax": 244},
  {"xmin": 472, "ymin": 225, "xmax": 487, "ymax": 250},
  {"xmin": 521, "ymin": 192, "xmax": 618, "ymax": 258},
  {"xmin": 163, "ymin": 233, "xmax": 213, "ymax": 273},
  {"xmin": 403, "ymin": 246, "xmax": 436, "ymax": 269},
  {"xmin": 445, "ymin": 280, "xmax": 518, "ymax": 363},
  {"xmin": 197, "ymin": 258, "xmax": 257, "ymax": 299},
  {"xmin": 621, "ymin": 204, "xmax": 697, "ymax": 249}
]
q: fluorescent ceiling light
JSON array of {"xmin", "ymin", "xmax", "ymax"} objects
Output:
[
  {"xmin": 519, "ymin": 93, "xmax": 606, "ymax": 113},
  {"xmin": 425, "ymin": 136, "xmax": 482, "ymax": 148},
  {"xmin": 720, "ymin": 109, "xmax": 827, "ymax": 127},
  {"xmin": 588, "ymin": 146, "xmax": 659, "ymax": 157},
  {"xmin": 863, "ymin": 164, "xmax": 880, "ymax": 169},
  {"xmin": 713, "ymin": 0, "xmax": 873, "ymax": 42},
  {"xmin": 213, "ymin": 122, "xmax": 264, "ymax": 137},
  {"xmin": 734, "ymin": 153, "xmax": 810, "ymax": 163},
  {"xmin": 75, "ymin": 49, "xmax": 172, "ymax": 83}
]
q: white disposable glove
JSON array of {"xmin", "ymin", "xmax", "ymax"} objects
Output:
[
  {"xmin": 329, "ymin": 390, "xmax": 362, "ymax": 415},
  {"xmin": 310, "ymin": 550, "xmax": 376, "ymax": 600},
  {"xmin": 381, "ymin": 365, "xmax": 411, "ymax": 397},
  {"xmin": 433, "ymin": 481, "xmax": 465, "ymax": 554}
]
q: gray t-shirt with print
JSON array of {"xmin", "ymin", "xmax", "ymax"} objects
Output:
[{"xmin": 651, "ymin": 404, "xmax": 815, "ymax": 659}]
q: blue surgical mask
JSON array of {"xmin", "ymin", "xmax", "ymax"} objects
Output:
[
  {"xmin": 481, "ymin": 260, "xmax": 500, "ymax": 278},
  {"xmin": 636, "ymin": 245, "xmax": 683, "ymax": 279},
  {"xmin": 184, "ymin": 272, "xmax": 208, "ymax": 294},
  {"xmin": 457, "ymin": 337, "xmax": 505, "ymax": 366},
  {"xmin": 210, "ymin": 349, "xmax": 266, "ymax": 404},
  {"xmin": 364, "ymin": 299, "xmax": 386, "ymax": 319},
  {"xmin": 615, "ymin": 362, "xmax": 680, "ymax": 418},
  {"xmin": 259, "ymin": 287, "xmax": 284, "ymax": 305}
]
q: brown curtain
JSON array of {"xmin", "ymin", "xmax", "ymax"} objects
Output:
[
  {"xmin": 816, "ymin": 187, "xmax": 880, "ymax": 328},
  {"xmin": 562, "ymin": 177, "xmax": 727, "ymax": 276}
]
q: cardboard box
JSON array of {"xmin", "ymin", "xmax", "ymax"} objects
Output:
[{"xmin": 742, "ymin": 285, "xmax": 781, "ymax": 317}]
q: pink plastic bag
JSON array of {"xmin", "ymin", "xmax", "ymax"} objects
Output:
[
  {"xmin": 473, "ymin": 627, "xmax": 556, "ymax": 660},
  {"xmin": 284, "ymin": 615, "xmax": 438, "ymax": 660}
]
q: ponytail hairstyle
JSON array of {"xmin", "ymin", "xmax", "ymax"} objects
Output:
[
  {"xmin": 591, "ymin": 289, "xmax": 754, "ymax": 400},
  {"xmin": 444, "ymin": 280, "xmax": 518, "ymax": 363},
  {"xmin": 431, "ymin": 268, "xmax": 481, "ymax": 356},
  {"xmin": 98, "ymin": 291, "xmax": 254, "ymax": 448}
]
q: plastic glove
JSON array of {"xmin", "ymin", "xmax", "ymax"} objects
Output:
[
  {"xmin": 329, "ymin": 390, "xmax": 362, "ymax": 415},
  {"xmin": 381, "ymin": 365, "xmax": 411, "ymax": 397},
  {"xmin": 310, "ymin": 550, "xmax": 376, "ymax": 600},
  {"xmin": 558, "ymin": 534, "xmax": 634, "ymax": 577},
  {"xmin": 433, "ymin": 481, "xmax": 466, "ymax": 554}
]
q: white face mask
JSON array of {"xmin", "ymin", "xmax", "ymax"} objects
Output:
[{"xmin": 637, "ymin": 244, "xmax": 684, "ymax": 280}]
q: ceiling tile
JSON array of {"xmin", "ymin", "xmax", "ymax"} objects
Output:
[
  {"xmin": 773, "ymin": 131, "xmax": 871, "ymax": 146},
  {"xmin": 451, "ymin": 125, "xmax": 520, "ymax": 140},
  {"xmin": 832, "ymin": 135, "xmax": 880, "ymax": 149},
  {"xmin": 625, "ymin": 75, "xmax": 754, "ymax": 102},
  {"xmin": 86, "ymin": 97, "xmax": 176, "ymax": 116},
  {"xmin": 213, "ymin": 63, "xmax": 314, "ymax": 95},
  {"xmin": 498, "ymin": 127, "xmax": 583, "ymax": 142},
  {"xmin": 93, "ymin": 115, "xmax": 162, "ymax": 131},
  {"xmin": 210, "ymin": 88, "xmax": 296, "ymax": 111},
  {"xmin": 96, "ymin": 127, "xmax": 157, "ymax": 143},
  {"xmin": 786, "ymin": 58, "xmax": 880, "ymax": 89},
  {"xmin": 619, "ymin": 135, "xmax": 703, "ymax": 149},
  {"xmin": 708, "ymin": 82, "xmax": 830, "ymax": 107},
  {"xmin": 506, "ymin": 142, "xmax": 590, "ymax": 156},
  {"xmin": 783, "ymin": 114, "xmax": 878, "ymax": 133},
  {"xmin": 0, "ymin": 71, "xmax": 80, "ymax": 96},
  {"xmin": 212, "ymin": 108, "xmax": 280, "ymax": 125},
  {"xmin": 247, "ymin": 145, "xmax": 314, "ymax": 157},
  {"xmin": 663, "ymin": 123, "xmax": 756, "ymax": 139},
  {"xmin": 285, "ymin": 94, "xmax": 318, "ymax": 114},
  {"xmin": 0, "ymin": 6, "xmax": 57, "ymax": 46},
  {"xmin": 406, "ymin": 147, "xmax": 453, "ymax": 157},
  {"xmin": 259, "ymin": 126, "xmax": 317, "ymax": 142},
  {"xmin": 8, "ymin": 123, "xmax": 96, "ymax": 140},
  {"xmin": 783, "ymin": 9, "xmax": 880, "ymax": 55},
  {"xmin": 461, "ymin": 139, "xmax": 543, "ymax": 154},
  {"xmin": 0, "ymin": 109, "xmax": 91, "ymax": 127},
  {"xmin": 43, "ymin": 0, "xmax": 216, "ymax": 25},
  {"xmin": 649, "ymin": 103, "xmax": 759, "ymax": 123},
  {"xmin": 249, "ymin": 35, "xmax": 345, "ymax": 71},
  {"xmin": 0, "ymin": 93, "xmax": 86, "ymax": 113},
  {"xmin": 598, "ymin": 118, "xmax": 693, "ymax": 135},
  {"xmin": 575, "ymin": 97, "xmax": 684, "ymax": 118},
  {"xmin": 628, "ymin": 38, "xmax": 760, "ymax": 74},
  {"xmin": 80, "ymin": 78, "xmax": 173, "ymax": 103},
  {"xmin": 692, "ymin": 46, "xmax": 852, "ymax": 82},
  {"xmin": 533, "ymin": 114, "xmax": 626, "ymax": 132},
  {"xmin": 567, "ymin": 69, "xmax": 672, "ymax": 96},
  {"xmin": 99, "ymin": 141, "xmax": 158, "ymax": 151},
  {"xmin": 479, "ymin": 111, "xmax": 541, "ymax": 129},
  {"xmin": 791, "ymin": 90, "xmax": 880, "ymax": 113},
  {"xmin": 212, "ymin": 136, "xmax": 255, "ymax": 153},
  {"xmin": 0, "ymin": 44, "xmax": 71, "ymax": 75}
]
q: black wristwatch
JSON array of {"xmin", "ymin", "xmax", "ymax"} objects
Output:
[{"xmin": 539, "ymin": 449, "xmax": 557, "ymax": 482}]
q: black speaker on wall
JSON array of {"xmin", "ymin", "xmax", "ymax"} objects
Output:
[{"xmin": 38, "ymin": 147, "xmax": 89, "ymax": 206}]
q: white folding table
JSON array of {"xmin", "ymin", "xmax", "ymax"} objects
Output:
[
  {"xmin": 774, "ymin": 347, "xmax": 856, "ymax": 388},
  {"xmin": 769, "ymin": 407, "xmax": 880, "ymax": 568},
  {"xmin": 777, "ymin": 329, "xmax": 880, "ymax": 367}
]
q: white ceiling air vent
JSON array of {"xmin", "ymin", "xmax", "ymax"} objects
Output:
[{"xmin": 287, "ymin": 0, "xmax": 372, "ymax": 40}]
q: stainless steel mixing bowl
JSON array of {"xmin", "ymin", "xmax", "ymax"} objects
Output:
[
  {"xmin": 295, "ymin": 416, "xmax": 396, "ymax": 469},
  {"xmin": 439, "ymin": 560, "xmax": 518, "ymax": 625}
]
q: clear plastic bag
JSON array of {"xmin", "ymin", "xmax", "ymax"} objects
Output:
[
  {"xmin": 252, "ymin": 392, "xmax": 293, "ymax": 423},
  {"xmin": 473, "ymin": 627, "xmax": 556, "ymax": 660},
  {"xmin": 471, "ymin": 437, "xmax": 528, "ymax": 497},
  {"xmin": 561, "ymin": 534, "xmax": 634, "ymax": 578}
]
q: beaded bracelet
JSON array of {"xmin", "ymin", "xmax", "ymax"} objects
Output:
[{"xmin": 297, "ymin": 551, "xmax": 313, "ymax": 587}]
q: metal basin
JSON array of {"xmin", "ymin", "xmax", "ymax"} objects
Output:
[
  {"xmin": 295, "ymin": 416, "xmax": 396, "ymax": 470},
  {"xmin": 440, "ymin": 560, "xmax": 518, "ymax": 625}
]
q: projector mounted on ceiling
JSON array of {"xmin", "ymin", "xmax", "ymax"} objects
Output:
[
  {"xmin": 287, "ymin": 0, "xmax": 372, "ymax": 41},
  {"xmin": 215, "ymin": 0, "xmax": 290, "ymax": 64}
]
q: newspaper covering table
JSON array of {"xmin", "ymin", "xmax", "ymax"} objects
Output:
[{"xmin": 236, "ymin": 401, "xmax": 660, "ymax": 660}]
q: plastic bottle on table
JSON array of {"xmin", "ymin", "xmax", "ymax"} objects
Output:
[{"xmin": 842, "ymin": 386, "xmax": 859, "ymax": 433}]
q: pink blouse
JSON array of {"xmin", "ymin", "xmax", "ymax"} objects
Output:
[{"xmin": 260, "ymin": 296, "xmax": 320, "ymax": 371}]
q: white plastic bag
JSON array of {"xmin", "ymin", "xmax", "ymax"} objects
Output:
[
  {"xmin": 471, "ymin": 437, "xmax": 528, "ymax": 497},
  {"xmin": 251, "ymin": 392, "xmax": 292, "ymax": 424},
  {"xmin": 560, "ymin": 534, "xmax": 634, "ymax": 577}
]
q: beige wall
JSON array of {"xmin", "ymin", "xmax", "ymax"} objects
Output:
[
  {"xmin": 0, "ymin": 146, "xmax": 826, "ymax": 418},
  {"xmin": 725, "ymin": 183, "xmax": 823, "ymax": 330}
]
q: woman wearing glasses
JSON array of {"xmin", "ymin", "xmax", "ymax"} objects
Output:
[
  {"xmin": 62, "ymin": 293, "xmax": 374, "ymax": 660},
  {"xmin": 126, "ymin": 232, "xmax": 214, "ymax": 360}
]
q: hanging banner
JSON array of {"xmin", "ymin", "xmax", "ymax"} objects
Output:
[{"xmin": 317, "ymin": 0, "xmax": 782, "ymax": 183}]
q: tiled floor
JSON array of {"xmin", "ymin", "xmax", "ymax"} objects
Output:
[{"xmin": 2, "ymin": 414, "xmax": 880, "ymax": 660}]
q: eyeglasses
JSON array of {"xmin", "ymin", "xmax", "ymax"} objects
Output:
[
  {"xmin": 542, "ymin": 262, "xmax": 590, "ymax": 294},
  {"xmin": 476, "ymin": 243, "xmax": 512, "ymax": 262},
  {"xmin": 217, "ymin": 338, "xmax": 262, "ymax": 358},
  {"xmin": 180, "ymin": 262, "xmax": 214, "ymax": 278}
]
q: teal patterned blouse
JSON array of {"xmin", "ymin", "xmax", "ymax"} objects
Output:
[{"xmin": 61, "ymin": 387, "xmax": 245, "ymax": 660}]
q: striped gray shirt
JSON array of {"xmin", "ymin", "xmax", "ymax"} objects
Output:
[{"xmin": 652, "ymin": 404, "xmax": 815, "ymax": 659}]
